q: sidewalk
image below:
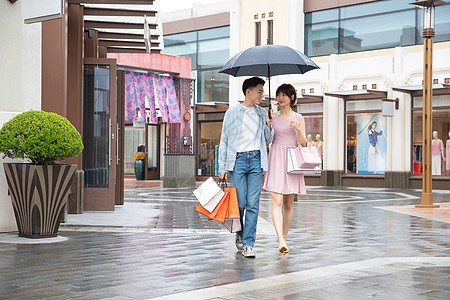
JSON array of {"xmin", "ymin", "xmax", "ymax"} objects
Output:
[{"xmin": 0, "ymin": 185, "xmax": 449, "ymax": 299}]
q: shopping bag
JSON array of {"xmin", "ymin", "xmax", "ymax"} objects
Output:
[
  {"xmin": 195, "ymin": 183, "xmax": 241, "ymax": 233},
  {"xmin": 195, "ymin": 190, "xmax": 229, "ymax": 223},
  {"xmin": 294, "ymin": 143, "xmax": 322, "ymax": 168},
  {"xmin": 223, "ymin": 186, "xmax": 241, "ymax": 233},
  {"xmin": 192, "ymin": 177, "xmax": 226, "ymax": 213},
  {"xmin": 287, "ymin": 147, "xmax": 321, "ymax": 174}
]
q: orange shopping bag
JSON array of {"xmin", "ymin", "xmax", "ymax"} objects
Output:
[
  {"xmin": 223, "ymin": 186, "xmax": 241, "ymax": 233},
  {"xmin": 195, "ymin": 190, "xmax": 229, "ymax": 223}
]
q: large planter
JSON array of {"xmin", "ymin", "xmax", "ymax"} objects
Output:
[
  {"xmin": 134, "ymin": 160, "xmax": 145, "ymax": 180},
  {"xmin": 3, "ymin": 163, "xmax": 77, "ymax": 238}
]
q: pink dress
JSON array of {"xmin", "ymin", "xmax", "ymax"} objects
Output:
[
  {"xmin": 447, "ymin": 140, "xmax": 450, "ymax": 171},
  {"xmin": 262, "ymin": 113, "xmax": 306, "ymax": 195}
]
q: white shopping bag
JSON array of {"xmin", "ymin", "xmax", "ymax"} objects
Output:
[
  {"xmin": 192, "ymin": 177, "xmax": 226, "ymax": 213},
  {"xmin": 286, "ymin": 148, "xmax": 321, "ymax": 174}
]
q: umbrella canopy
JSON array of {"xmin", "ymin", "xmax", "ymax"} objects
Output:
[
  {"xmin": 218, "ymin": 45, "xmax": 319, "ymax": 118},
  {"xmin": 218, "ymin": 45, "xmax": 319, "ymax": 77}
]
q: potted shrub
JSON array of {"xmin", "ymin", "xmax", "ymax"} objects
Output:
[
  {"xmin": 0, "ymin": 111, "xmax": 83, "ymax": 238},
  {"xmin": 133, "ymin": 151, "xmax": 146, "ymax": 180}
]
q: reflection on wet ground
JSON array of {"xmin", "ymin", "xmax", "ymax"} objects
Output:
[{"xmin": 0, "ymin": 187, "xmax": 448, "ymax": 299}]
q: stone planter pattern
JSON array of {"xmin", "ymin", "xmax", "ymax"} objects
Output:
[{"xmin": 3, "ymin": 163, "xmax": 76, "ymax": 238}]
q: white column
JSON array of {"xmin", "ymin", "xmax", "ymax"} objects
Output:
[
  {"xmin": 392, "ymin": 46, "xmax": 409, "ymax": 172},
  {"xmin": 228, "ymin": 0, "xmax": 241, "ymax": 107},
  {"xmin": 286, "ymin": 0, "xmax": 304, "ymax": 51},
  {"xmin": 325, "ymin": 54, "xmax": 342, "ymax": 171}
]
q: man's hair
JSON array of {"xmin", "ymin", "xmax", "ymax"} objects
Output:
[
  {"xmin": 276, "ymin": 83, "xmax": 297, "ymax": 107},
  {"xmin": 242, "ymin": 77, "xmax": 265, "ymax": 96}
]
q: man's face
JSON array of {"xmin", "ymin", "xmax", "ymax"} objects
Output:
[{"xmin": 247, "ymin": 84, "xmax": 264, "ymax": 105}]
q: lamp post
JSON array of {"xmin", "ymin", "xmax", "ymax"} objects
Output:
[{"xmin": 409, "ymin": 0, "xmax": 448, "ymax": 208}]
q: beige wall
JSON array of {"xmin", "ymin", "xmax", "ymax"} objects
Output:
[
  {"xmin": 304, "ymin": 0, "xmax": 376, "ymax": 12},
  {"xmin": 239, "ymin": 0, "xmax": 287, "ymax": 51},
  {"xmin": 0, "ymin": 0, "xmax": 42, "ymax": 232}
]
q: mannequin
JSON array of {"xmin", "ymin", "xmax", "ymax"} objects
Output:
[
  {"xmin": 307, "ymin": 134, "xmax": 315, "ymax": 146},
  {"xmin": 315, "ymin": 133, "xmax": 323, "ymax": 157},
  {"xmin": 446, "ymin": 131, "xmax": 450, "ymax": 175},
  {"xmin": 431, "ymin": 131, "xmax": 444, "ymax": 175}
]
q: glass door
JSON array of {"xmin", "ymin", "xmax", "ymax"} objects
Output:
[
  {"xmin": 146, "ymin": 123, "xmax": 160, "ymax": 179},
  {"xmin": 83, "ymin": 58, "xmax": 117, "ymax": 211}
]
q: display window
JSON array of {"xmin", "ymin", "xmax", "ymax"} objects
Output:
[
  {"xmin": 412, "ymin": 95, "xmax": 450, "ymax": 177},
  {"xmin": 197, "ymin": 113, "xmax": 225, "ymax": 177},
  {"xmin": 297, "ymin": 102, "xmax": 324, "ymax": 162},
  {"xmin": 346, "ymin": 113, "xmax": 387, "ymax": 174}
]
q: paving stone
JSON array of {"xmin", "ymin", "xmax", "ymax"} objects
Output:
[{"xmin": 0, "ymin": 187, "xmax": 449, "ymax": 299}]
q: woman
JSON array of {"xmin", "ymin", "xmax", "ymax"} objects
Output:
[
  {"xmin": 368, "ymin": 121, "xmax": 385, "ymax": 174},
  {"xmin": 263, "ymin": 83, "xmax": 307, "ymax": 254}
]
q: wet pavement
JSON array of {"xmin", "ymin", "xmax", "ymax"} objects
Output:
[{"xmin": 0, "ymin": 185, "xmax": 449, "ymax": 299}]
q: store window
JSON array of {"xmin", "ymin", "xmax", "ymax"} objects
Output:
[
  {"xmin": 297, "ymin": 102, "xmax": 324, "ymax": 163},
  {"xmin": 197, "ymin": 113, "xmax": 225, "ymax": 177},
  {"xmin": 412, "ymin": 95, "xmax": 450, "ymax": 176},
  {"xmin": 345, "ymin": 100, "xmax": 387, "ymax": 174},
  {"xmin": 304, "ymin": 0, "xmax": 450, "ymax": 57}
]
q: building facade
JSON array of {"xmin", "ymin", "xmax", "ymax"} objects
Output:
[{"xmin": 163, "ymin": 0, "xmax": 450, "ymax": 188}]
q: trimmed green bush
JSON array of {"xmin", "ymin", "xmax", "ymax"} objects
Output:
[{"xmin": 0, "ymin": 111, "xmax": 84, "ymax": 165}]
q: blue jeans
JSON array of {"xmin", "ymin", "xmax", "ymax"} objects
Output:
[{"xmin": 229, "ymin": 150, "xmax": 262, "ymax": 248}]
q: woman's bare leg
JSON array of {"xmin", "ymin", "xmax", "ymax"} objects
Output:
[
  {"xmin": 271, "ymin": 191, "xmax": 287, "ymax": 250},
  {"xmin": 282, "ymin": 194, "xmax": 296, "ymax": 238}
]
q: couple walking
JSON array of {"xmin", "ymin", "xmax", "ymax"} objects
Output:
[{"xmin": 218, "ymin": 77, "xmax": 307, "ymax": 258}]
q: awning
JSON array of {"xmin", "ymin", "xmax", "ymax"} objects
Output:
[
  {"xmin": 392, "ymin": 84, "xmax": 450, "ymax": 97},
  {"xmin": 196, "ymin": 102, "xmax": 229, "ymax": 113},
  {"xmin": 297, "ymin": 94, "xmax": 323, "ymax": 103},
  {"xmin": 70, "ymin": 0, "xmax": 162, "ymax": 54},
  {"xmin": 324, "ymin": 89, "xmax": 387, "ymax": 101}
]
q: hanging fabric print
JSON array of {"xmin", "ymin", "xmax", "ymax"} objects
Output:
[
  {"xmin": 164, "ymin": 77, "xmax": 181, "ymax": 123},
  {"xmin": 152, "ymin": 74, "xmax": 169, "ymax": 123},
  {"xmin": 124, "ymin": 71, "xmax": 138, "ymax": 122},
  {"xmin": 124, "ymin": 71, "xmax": 181, "ymax": 124},
  {"xmin": 142, "ymin": 74, "xmax": 157, "ymax": 123}
]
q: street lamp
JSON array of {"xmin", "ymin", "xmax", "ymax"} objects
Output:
[{"xmin": 409, "ymin": 0, "xmax": 448, "ymax": 208}]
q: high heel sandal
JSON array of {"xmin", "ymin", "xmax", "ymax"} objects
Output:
[{"xmin": 277, "ymin": 236, "xmax": 289, "ymax": 254}]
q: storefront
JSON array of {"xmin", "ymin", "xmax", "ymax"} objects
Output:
[
  {"xmin": 325, "ymin": 89, "xmax": 389, "ymax": 187},
  {"xmin": 393, "ymin": 84, "xmax": 450, "ymax": 189},
  {"xmin": 195, "ymin": 102, "xmax": 228, "ymax": 180}
]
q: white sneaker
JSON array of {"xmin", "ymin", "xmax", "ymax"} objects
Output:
[
  {"xmin": 235, "ymin": 234, "xmax": 243, "ymax": 251},
  {"xmin": 242, "ymin": 246, "xmax": 255, "ymax": 258}
]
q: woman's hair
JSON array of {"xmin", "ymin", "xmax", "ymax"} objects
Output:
[
  {"xmin": 276, "ymin": 83, "xmax": 297, "ymax": 107},
  {"xmin": 368, "ymin": 122, "xmax": 377, "ymax": 132}
]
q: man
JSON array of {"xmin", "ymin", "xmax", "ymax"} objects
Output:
[{"xmin": 218, "ymin": 77, "xmax": 273, "ymax": 258}]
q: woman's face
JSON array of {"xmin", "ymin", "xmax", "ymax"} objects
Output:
[
  {"xmin": 371, "ymin": 122, "xmax": 377, "ymax": 130},
  {"xmin": 276, "ymin": 92, "xmax": 292, "ymax": 108}
]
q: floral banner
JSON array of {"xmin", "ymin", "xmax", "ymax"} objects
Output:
[{"xmin": 124, "ymin": 71, "xmax": 181, "ymax": 123}]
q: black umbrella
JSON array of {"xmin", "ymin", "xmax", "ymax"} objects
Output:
[{"xmin": 218, "ymin": 45, "xmax": 319, "ymax": 118}]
